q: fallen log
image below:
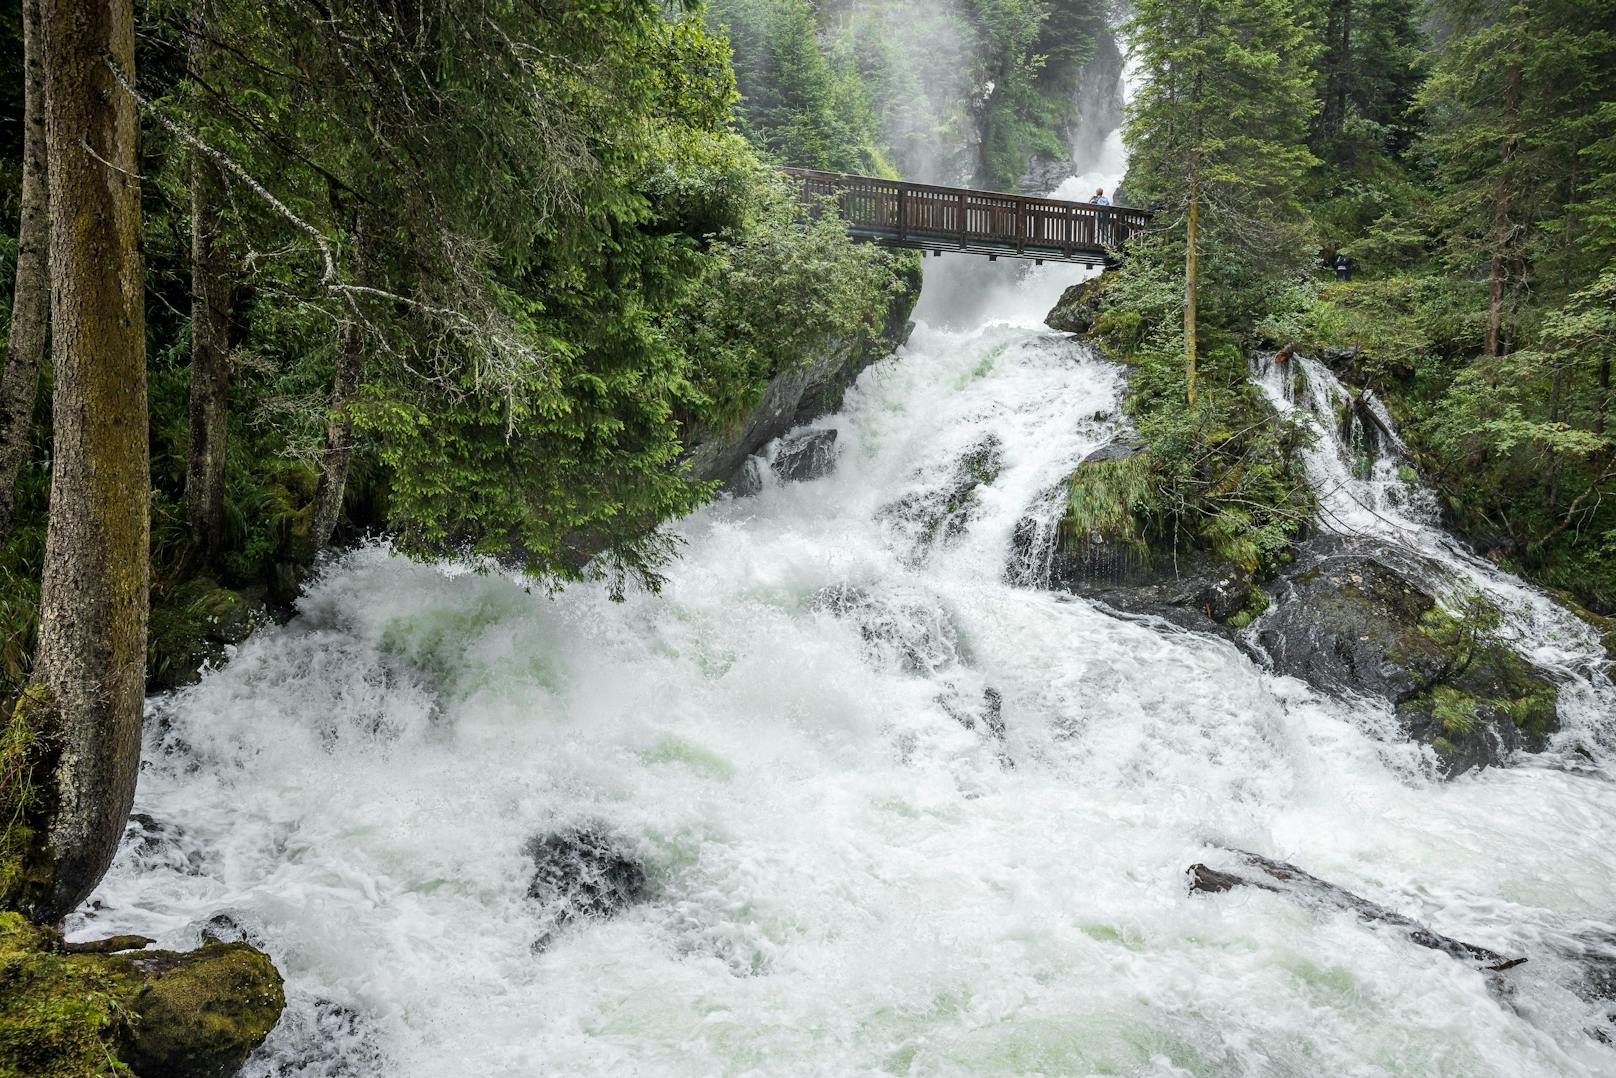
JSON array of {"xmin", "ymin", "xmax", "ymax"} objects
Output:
[
  {"xmin": 62, "ymin": 933, "xmax": 156, "ymax": 955},
  {"xmin": 1188, "ymin": 851, "xmax": 1525, "ymax": 972}
]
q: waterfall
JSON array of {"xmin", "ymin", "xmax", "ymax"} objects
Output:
[
  {"xmin": 1251, "ymin": 351, "xmax": 1616, "ymax": 760},
  {"xmin": 71, "ymin": 94, "xmax": 1616, "ymax": 1078}
]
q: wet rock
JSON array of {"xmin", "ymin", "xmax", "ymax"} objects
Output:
[
  {"xmin": 1011, "ymin": 502, "xmax": 1258, "ymax": 633},
  {"xmin": 0, "ymin": 912, "xmax": 285, "ymax": 1078},
  {"xmin": 1255, "ymin": 539, "xmax": 1560, "ymax": 776},
  {"xmin": 682, "ymin": 266, "xmax": 920, "ymax": 492},
  {"xmin": 526, "ymin": 828, "xmax": 647, "ymax": 945},
  {"xmin": 1005, "ymin": 439, "xmax": 1257, "ymax": 629},
  {"xmin": 813, "ymin": 584, "xmax": 966, "ymax": 675},
  {"xmin": 879, "ymin": 435, "xmax": 1004, "ymax": 553},
  {"xmin": 727, "ymin": 457, "xmax": 765, "ymax": 498},
  {"xmin": 1081, "ymin": 438, "xmax": 1148, "ymax": 464},
  {"xmin": 1188, "ymin": 850, "xmax": 1524, "ymax": 972},
  {"xmin": 120, "ymin": 943, "xmax": 287, "ymax": 1078},
  {"xmin": 1045, "ymin": 275, "xmax": 1111, "ymax": 335},
  {"xmin": 198, "ymin": 912, "xmax": 265, "ymax": 948},
  {"xmin": 771, "ymin": 429, "xmax": 839, "ymax": 483}
]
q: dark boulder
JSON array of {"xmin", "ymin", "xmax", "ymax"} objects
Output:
[
  {"xmin": 1045, "ymin": 275, "xmax": 1110, "ymax": 335},
  {"xmin": 1188, "ymin": 850, "xmax": 1523, "ymax": 972},
  {"xmin": 771, "ymin": 429, "xmax": 839, "ymax": 483},
  {"xmin": 1040, "ymin": 539, "xmax": 1257, "ymax": 634},
  {"xmin": 1007, "ymin": 441, "xmax": 1262, "ymax": 635},
  {"xmin": 1254, "ymin": 539, "xmax": 1560, "ymax": 776},
  {"xmin": 526, "ymin": 828, "xmax": 647, "ymax": 946},
  {"xmin": 879, "ymin": 435, "xmax": 1004, "ymax": 555}
]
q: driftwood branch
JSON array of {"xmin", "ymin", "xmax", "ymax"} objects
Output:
[
  {"xmin": 61, "ymin": 934, "xmax": 155, "ymax": 954},
  {"xmin": 1188, "ymin": 851, "xmax": 1526, "ymax": 972}
]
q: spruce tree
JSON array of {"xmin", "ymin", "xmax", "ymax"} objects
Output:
[{"xmin": 1125, "ymin": 0, "xmax": 1320, "ymax": 403}]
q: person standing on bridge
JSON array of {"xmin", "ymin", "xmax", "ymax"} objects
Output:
[{"xmin": 1090, "ymin": 188, "xmax": 1110, "ymax": 206}]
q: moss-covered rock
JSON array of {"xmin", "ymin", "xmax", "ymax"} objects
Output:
[
  {"xmin": 0, "ymin": 686, "xmax": 61, "ymax": 919},
  {"xmin": 1045, "ymin": 274, "xmax": 1111, "ymax": 335},
  {"xmin": 0, "ymin": 913, "xmax": 128, "ymax": 1077},
  {"xmin": 1255, "ymin": 539, "xmax": 1561, "ymax": 777},
  {"xmin": 118, "ymin": 943, "xmax": 285, "ymax": 1078},
  {"xmin": 0, "ymin": 913, "xmax": 284, "ymax": 1078},
  {"xmin": 147, "ymin": 580, "xmax": 270, "ymax": 694}
]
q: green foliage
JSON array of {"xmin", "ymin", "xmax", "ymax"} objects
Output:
[
  {"xmin": 1064, "ymin": 454, "xmax": 1154, "ymax": 547},
  {"xmin": 1430, "ymin": 685, "xmax": 1480, "ymax": 738},
  {"xmin": 0, "ymin": 687, "xmax": 53, "ymax": 915},
  {"xmin": 709, "ymin": 0, "xmax": 887, "ymax": 174},
  {"xmin": 1076, "ymin": 237, "xmax": 1317, "ymax": 575},
  {"xmin": 671, "ymin": 175, "xmax": 907, "ymax": 429},
  {"xmin": 1127, "ymin": 0, "xmax": 1322, "ymax": 268}
]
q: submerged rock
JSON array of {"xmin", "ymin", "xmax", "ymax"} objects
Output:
[
  {"xmin": 771, "ymin": 429, "xmax": 840, "ymax": 483},
  {"xmin": 1188, "ymin": 850, "xmax": 1524, "ymax": 972},
  {"xmin": 526, "ymin": 828, "xmax": 647, "ymax": 946},
  {"xmin": 879, "ymin": 435, "xmax": 1004, "ymax": 554},
  {"xmin": 0, "ymin": 912, "xmax": 284, "ymax": 1078},
  {"xmin": 1255, "ymin": 540, "xmax": 1560, "ymax": 776},
  {"xmin": 812, "ymin": 584, "xmax": 967, "ymax": 676}
]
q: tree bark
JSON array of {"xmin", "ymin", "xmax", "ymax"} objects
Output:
[
  {"xmin": 307, "ymin": 220, "xmax": 368, "ymax": 556},
  {"xmin": 1185, "ymin": 186, "xmax": 1199, "ymax": 407},
  {"xmin": 26, "ymin": 0, "xmax": 149, "ymax": 922},
  {"xmin": 1485, "ymin": 58, "xmax": 1521, "ymax": 359},
  {"xmin": 0, "ymin": 0, "xmax": 50, "ymax": 540},
  {"xmin": 184, "ymin": 0, "xmax": 230, "ymax": 561},
  {"xmin": 1321, "ymin": 0, "xmax": 1352, "ymax": 143}
]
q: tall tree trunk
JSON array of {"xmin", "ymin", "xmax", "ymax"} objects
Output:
[
  {"xmin": 1185, "ymin": 185, "xmax": 1199, "ymax": 407},
  {"xmin": 307, "ymin": 221, "xmax": 368, "ymax": 556},
  {"xmin": 0, "ymin": 0, "xmax": 50, "ymax": 540},
  {"xmin": 184, "ymin": 0, "xmax": 229, "ymax": 561},
  {"xmin": 22, "ymin": 0, "xmax": 149, "ymax": 923},
  {"xmin": 1321, "ymin": 0, "xmax": 1352, "ymax": 143},
  {"xmin": 1485, "ymin": 58, "xmax": 1521, "ymax": 359}
]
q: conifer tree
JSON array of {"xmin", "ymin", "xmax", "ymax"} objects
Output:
[{"xmin": 1124, "ymin": 0, "xmax": 1320, "ymax": 403}]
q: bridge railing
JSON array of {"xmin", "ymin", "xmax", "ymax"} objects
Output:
[{"xmin": 781, "ymin": 167, "xmax": 1151, "ymax": 264}]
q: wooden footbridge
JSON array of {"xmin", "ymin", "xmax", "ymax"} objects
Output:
[{"xmin": 783, "ymin": 167, "xmax": 1151, "ymax": 266}]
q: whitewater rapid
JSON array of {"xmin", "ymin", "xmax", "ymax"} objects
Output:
[{"xmin": 75, "ymin": 307, "xmax": 1616, "ymax": 1075}]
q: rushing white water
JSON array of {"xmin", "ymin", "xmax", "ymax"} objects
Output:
[
  {"xmin": 70, "ymin": 311, "xmax": 1616, "ymax": 1076},
  {"xmin": 73, "ymin": 63, "xmax": 1616, "ymax": 1078},
  {"xmin": 1251, "ymin": 352, "xmax": 1616, "ymax": 762}
]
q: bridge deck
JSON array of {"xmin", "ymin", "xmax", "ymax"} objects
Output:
[{"xmin": 783, "ymin": 167, "xmax": 1150, "ymax": 266}]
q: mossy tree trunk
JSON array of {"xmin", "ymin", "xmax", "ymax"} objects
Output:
[
  {"xmin": 26, "ymin": 0, "xmax": 149, "ymax": 922},
  {"xmin": 184, "ymin": 0, "xmax": 230, "ymax": 561},
  {"xmin": 0, "ymin": 0, "xmax": 50, "ymax": 541}
]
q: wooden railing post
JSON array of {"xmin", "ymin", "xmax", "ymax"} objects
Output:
[{"xmin": 897, "ymin": 184, "xmax": 906, "ymax": 243}]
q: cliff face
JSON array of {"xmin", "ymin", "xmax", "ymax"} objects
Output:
[
  {"xmin": 1017, "ymin": 28, "xmax": 1126, "ymax": 195},
  {"xmin": 684, "ymin": 267, "xmax": 921, "ymax": 489}
]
